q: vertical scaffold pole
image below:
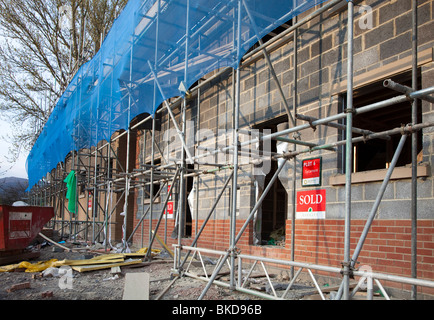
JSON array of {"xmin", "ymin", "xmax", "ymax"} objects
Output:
[
  {"xmin": 149, "ymin": 114, "xmax": 156, "ymax": 248},
  {"xmin": 229, "ymin": 0, "xmax": 242, "ymax": 290},
  {"xmin": 291, "ymin": 17, "xmax": 298, "ymax": 279},
  {"xmin": 122, "ymin": 39, "xmax": 134, "ymax": 252},
  {"xmin": 411, "ymin": 0, "xmax": 418, "ymax": 300},
  {"xmin": 343, "ymin": 0, "xmax": 354, "ymax": 300},
  {"xmin": 92, "ymin": 146, "xmax": 98, "ymax": 243},
  {"xmin": 150, "ymin": 0, "xmax": 161, "ymax": 251},
  {"xmin": 175, "ymin": 0, "xmax": 191, "ymax": 269},
  {"xmin": 141, "ymin": 130, "xmax": 147, "ymax": 248}
]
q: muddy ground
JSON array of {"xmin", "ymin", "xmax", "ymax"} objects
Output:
[{"xmin": 0, "ymin": 239, "xmax": 329, "ymax": 301}]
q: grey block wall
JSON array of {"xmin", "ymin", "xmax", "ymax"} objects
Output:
[{"xmin": 138, "ymin": 0, "xmax": 434, "ymax": 225}]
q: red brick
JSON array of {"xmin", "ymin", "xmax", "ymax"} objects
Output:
[
  {"xmin": 386, "ymin": 253, "xmax": 404, "ymax": 260},
  {"xmin": 396, "ymin": 247, "xmax": 412, "ymax": 254},
  {"xmin": 423, "ymin": 256, "xmax": 434, "ymax": 264},
  {"xmin": 379, "ymin": 245, "xmax": 396, "ymax": 253},
  {"xmin": 395, "ymin": 220, "xmax": 411, "ymax": 226},
  {"xmin": 7, "ymin": 281, "xmax": 31, "ymax": 293},
  {"xmin": 41, "ymin": 291, "xmax": 53, "ymax": 298},
  {"xmin": 372, "ymin": 226, "xmax": 388, "ymax": 233},
  {"xmin": 418, "ymin": 220, "xmax": 434, "ymax": 227}
]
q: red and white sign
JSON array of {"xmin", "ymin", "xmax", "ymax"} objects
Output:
[
  {"xmin": 9, "ymin": 212, "xmax": 32, "ymax": 240},
  {"xmin": 296, "ymin": 189, "xmax": 326, "ymax": 220},
  {"xmin": 165, "ymin": 201, "xmax": 174, "ymax": 219},
  {"xmin": 302, "ymin": 157, "xmax": 321, "ymax": 187},
  {"xmin": 167, "ymin": 185, "xmax": 172, "ymax": 200},
  {"xmin": 88, "ymin": 192, "xmax": 92, "ymax": 211}
]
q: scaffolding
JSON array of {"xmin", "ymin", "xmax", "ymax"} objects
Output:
[{"xmin": 27, "ymin": 0, "xmax": 434, "ymax": 300}]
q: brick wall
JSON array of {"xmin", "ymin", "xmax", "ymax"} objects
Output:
[
  {"xmin": 132, "ymin": 215, "xmax": 434, "ymax": 295},
  {"xmin": 288, "ymin": 219, "xmax": 434, "ymax": 296}
]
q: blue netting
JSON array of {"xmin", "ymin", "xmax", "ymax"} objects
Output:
[{"xmin": 27, "ymin": 0, "xmax": 330, "ymax": 190}]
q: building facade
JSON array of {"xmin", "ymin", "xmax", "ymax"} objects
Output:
[
  {"xmin": 131, "ymin": 0, "xmax": 434, "ymax": 297},
  {"xmin": 30, "ymin": 0, "xmax": 434, "ymax": 299}
]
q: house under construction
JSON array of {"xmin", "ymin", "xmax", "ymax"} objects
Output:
[{"xmin": 27, "ymin": 0, "xmax": 434, "ymax": 300}]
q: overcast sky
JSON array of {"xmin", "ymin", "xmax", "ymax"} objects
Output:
[
  {"xmin": 0, "ymin": 34, "xmax": 29, "ymax": 179},
  {"xmin": 0, "ymin": 118, "xmax": 28, "ymax": 179}
]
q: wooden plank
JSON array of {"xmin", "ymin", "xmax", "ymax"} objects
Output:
[
  {"xmin": 54, "ymin": 254, "xmax": 126, "ymax": 267},
  {"xmin": 71, "ymin": 259, "xmax": 143, "ymax": 272},
  {"xmin": 330, "ymin": 165, "xmax": 430, "ymax": 185},
  {"xmin": 122, "ymin": 273, "xmax": 150, "ymax": 300},
  {"xmin": 152, "ymin": 230, "xmax": 174, "ymax": 258},
  {"xmin": 57, "ymin": 258, "xmax": 125, "ymax": 267}
]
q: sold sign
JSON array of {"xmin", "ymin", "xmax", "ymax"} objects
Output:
[
  {"xmin": 296, "ymin": 189, "xmax": 326, "ymax": 220},
  {"xmin": 165, "ymin": 201, "xmax": 174, "ymax": 219}
]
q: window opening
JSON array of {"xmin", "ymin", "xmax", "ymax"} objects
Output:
[
  {"xmin": 183, "ymin": 164, "xmax": 194, "ymax": 238},
  {"xmin": 246, "ymin": 19, "xmax": 293, "ymax": 55},
  {"xmin": 339, "ymin": 70, "xmax": 422, "ymax": 173},
  {"xmin": 143, "ymin": 158, "xmax": 162, "ymax": 204}
]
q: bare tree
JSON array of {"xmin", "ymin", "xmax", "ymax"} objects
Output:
[{"xmin": 0, "ymin": 0, "xmax": 128, "ymax": 164}]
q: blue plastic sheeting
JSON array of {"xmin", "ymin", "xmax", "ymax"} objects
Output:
[{"xmin": 27, "ymin": 0, "xmax": 330, "ymax": 190}]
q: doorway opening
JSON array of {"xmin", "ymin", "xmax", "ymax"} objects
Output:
[{"xmin": 254, "ymin": 116, "xmax": 288, "ymax": 246}]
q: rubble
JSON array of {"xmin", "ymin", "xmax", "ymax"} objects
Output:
[
  {"xmin": 6, "ymin": 281, "xmax": 31, "ymax": 293},
  {"xmin": 0, "ymin": 241, "xmax": 242, "ymax": 300},
  {"xmin": 41, "ymin": 291, "xmax": 53, "ymax": 298}
]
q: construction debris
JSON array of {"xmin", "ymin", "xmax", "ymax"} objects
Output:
[
  {"xmin": 71, "ymin": 258, "xmax": 143, "ymax": 273},
  {"xmin": 0, "ymin": 246, "xmax": 158, "ymax": 273},
  {"xmin": 41, "ymin": 291, "xmax": 54, "ymax": 298},
  {"xmin": 111, "ymin": 266, "xmax": 122, "ymax": 275},
  {"xmin": 42, "ymin": 267, "xmax": 61, "ymax": 278},
  {"xmin": 6, "ymin": 281, "xmax": 31, "ymax": 293},
  {"xmin": 122, "ymin": 273, "xmax": 150, "ymax": 300}
]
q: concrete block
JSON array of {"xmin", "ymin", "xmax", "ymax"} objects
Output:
[
  {"xmin": 417, "ymin": 199, "xmax": 434, "ymax": 219},
  {"xmin": 338, "ymin": 184, "xmax": 364, "ymax": 202},
  {"xmin": 310, "ymin": 35, "xmax": 333, "ymax": 58},
  {"xmin": 364, "ymin": 181, "xmax": 394, "ymax": 201},
  {"xmin": 274, "ymin": 57, "xmax": 291, "ymax": 76},
  {"xmin": 353, "ymin": 47, "xmax": 379, "ymax": 71},
  {"xmin": 351, "ymin": 200, "xmax": 376, "ymax": 220},
  {"xmin": 122, "ymin": 273, "xmax": 150, "ymax": 300},
  {"xmin": 418, "ymin": 20, "xmax": 434, "ymax": 46},
  {"xmin": 322, "ymin": 47, "xmax": 341, "ymax": 67},
  {"xmin": 300, "ymin": 56, "xmax": 320, "ymax": 78},
  {"xmin": 324, "ymin": 203, "xmax": 344, "ymax": 219},
  {"xmin": 379, "ymin": 0, "xmax": 411, "ymax": 25},
  {"xmin": 299, "ymin": 86, "xmax": 320, "ymax": 105},
  {"xmin": 364, "ymin": 21, "xmax": 394, "ymax": 49},
  {"xmin": 378, "ymin": 199, "xmax": 411, "ymax": 219},
  {"xmin": 396, "ymin": 179, "xmax": 433, "ymax": 199},
  {"xmin": 380, "ymin": 31, "xmax": 411, "ymax": 60}
]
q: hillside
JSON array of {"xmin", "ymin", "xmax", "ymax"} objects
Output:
[{"xmin": 0, "ymin": 176, "xmax": 29, "ymax": 205}]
